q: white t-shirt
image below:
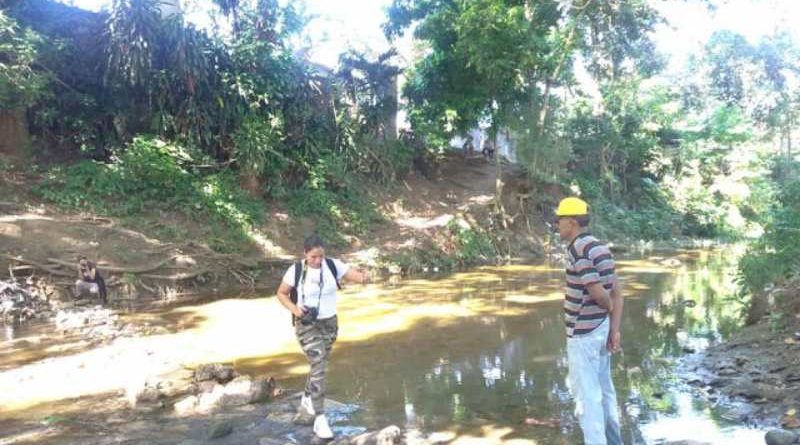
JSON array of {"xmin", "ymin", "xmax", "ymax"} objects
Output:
[{"xmin": 282, "ymin": 258, "xmax": 349, "ymax": 320}]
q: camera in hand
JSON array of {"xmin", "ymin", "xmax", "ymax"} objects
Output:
[{"xmin": 299, "ymin": 307, "xmax": 319, "ymax": 325}]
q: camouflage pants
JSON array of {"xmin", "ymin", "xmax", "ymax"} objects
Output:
[{"xmin": 295, "ymin": 315, "xmax": 338, "ymax": 413}]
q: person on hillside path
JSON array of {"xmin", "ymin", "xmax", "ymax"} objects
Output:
[
  {"xmin": 555, "ymin": 197, "xmax": 624, "ymax": 445},
  {"xmin": 481, "ymin": 139, "xmax": 495, "ymax": 161},
  {"xmin": 462, "ymin": 135, "xmax": 475, "ymax": 156},
  {"xmin": 275, "ymin": 234, "xmax": 368, "ymax": 441}
]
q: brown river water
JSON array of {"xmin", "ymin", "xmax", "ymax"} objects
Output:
[{"xmin": 0, "ymin": 248, "xmax": 767, "ymax": 444}]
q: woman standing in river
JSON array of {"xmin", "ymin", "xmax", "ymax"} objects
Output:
[{"xmin": 275, "ymin": 234, "xmax": 368, "ymax": 440}]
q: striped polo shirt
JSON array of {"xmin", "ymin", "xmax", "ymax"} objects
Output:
[{"xmin": 564, "ymin": 232, "xmax": 615, "ymax": 337}]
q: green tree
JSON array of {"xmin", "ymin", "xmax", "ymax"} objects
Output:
[
  {"xmin": 386, "ymin": 0, "xmax": 662, "ymax": 227},
  {"xmin": 0, "ymin": 11, "xmax": 50, "ymax": 109}
]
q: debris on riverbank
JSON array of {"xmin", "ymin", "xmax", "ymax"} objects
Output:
[{"xmin": 0, "ymin": 278, "xmax": 51, "ymax": 322}]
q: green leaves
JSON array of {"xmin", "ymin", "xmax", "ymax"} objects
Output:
[
  {"xmin": 386, "ymin": 0, "xmax": 662, "ymax": 157},
  {"xmin": 105, "ymin": 0, "xmax": 162, "ymax": 90},
  {"xmin": 740, "ymin": 175, "xmax": 800, "ymax": 294},
  {"xmin": 232, "ymin": 114, "xmax": 287, "ymax": 180},
  {"xmin": 0, "ymin": 11, "xmax": 50, "ymax": 109}
]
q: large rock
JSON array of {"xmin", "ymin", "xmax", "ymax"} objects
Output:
[
  {"xmin": 349, "ymin": 426, "xmax": 403, "ymax": 445},
  {"xmin": 174, "ymin": 395, "xmax": 199, "ymax": 416},
  {"xmin": 187, "ymin": 376, "xmax": 276, "ymax": 414},
  {"xmin": 197, "ymin": 381, "xmax": 217, "ymax": 393},
  {"xmin": 194, "ymin": 363, "xmax": 238, "ymax": 384},
  {"xmin": 734, "ymin": 382, "xmax": 783, "ymax": 400},
  {"xmin": 126, "ymin": 380, "xmax": 161, "ymax": 406},
  {"xmin": 196, "ymin": 384, "xmax": 226, "ymax": 414},
  {"xmin": 219, "ymin": 376, "xmax": 274, "ymax": 407},
  {"xmin": 125, "ymin": 369, "xmax": 194, "ymax": 407},
  {"xmin": 765, "ymin": 429, "xmax": 799, "ymax": 445},
  {"xmin": 152, "ymin": 369, "xmax": 194, "ymax": 399}
]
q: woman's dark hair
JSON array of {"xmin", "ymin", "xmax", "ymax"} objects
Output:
[
  {"xmin": 303, "ymin": 234, "xmax": 326, "ymax": 252},
  {"xmin": 576, "ymin": 215, "xmax": 591, "ymax": 228}
]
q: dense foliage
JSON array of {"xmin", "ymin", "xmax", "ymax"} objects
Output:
[
  {"xmin": 1, "ymin": 0, "xmax": 412, "ymax": 246},
  {"xmin": 1, "ymin": 1, "xmax": 799, "ymax": 286},
  {"xmin": 385, "ymin": 0, "xmax": 799, "ymax": 243},
  {"xmin": 739, "ymin": 173, "xmax": 800, "ymax": 294}
]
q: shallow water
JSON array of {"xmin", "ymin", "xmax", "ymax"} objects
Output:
[
  {"xmin": 251, "ymin": 248, "xmax": 763, "ymax": 443},
  {"xmin": 1, "ymin": 248, "xmax": 764, "ymax": 444}
]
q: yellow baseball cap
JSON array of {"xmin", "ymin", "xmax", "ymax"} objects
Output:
[{"xmin": 555, "ymin": 197, "xmax": 589, "ymax": 217}]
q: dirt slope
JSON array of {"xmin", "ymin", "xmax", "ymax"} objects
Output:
[{"xmin": 0, "ymin": 153, "xmax": 551, "ymax": 305}]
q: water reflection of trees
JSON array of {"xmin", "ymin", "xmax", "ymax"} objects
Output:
[
  {"xmin": 341, "ymin": 249, "xmax": 744, "ymax": 443},
  {"xmin": 621, "ymin": 249, "xmax": 745, "ymax": 435}
]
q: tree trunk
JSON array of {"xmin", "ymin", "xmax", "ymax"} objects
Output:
[
  {"xmin": 240, "ymin": 170, "xmax": 262, "ymax": 198},
  {"xmin": 537, "ymin": 13, "xmax": 583, "ymax": 136},
  {"xmin": 600, "ymin": 143, "xmax": 613, "ymax": 196},
  {"xmin": 0, "ymin": 109, "xmax": 31, "ymax": 160},
  {"xmin": 538, "ymin": 79, "xmax": 553, "ymax": 136},
  {"xmin": 379, "ymin": 74, "xmax": 398, "ymax": 142},
  {"xmin": 493, "ymin": 130, "xmax": 508, "ymax": 229},
  {"xmin": 787, "ymin": 121, "xmax": 792, "ymax": 167}
]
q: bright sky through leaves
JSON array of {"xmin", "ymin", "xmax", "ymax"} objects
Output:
[{"xmin": 56, "ymin": 0, "xmax": 800, "ymax": 70}]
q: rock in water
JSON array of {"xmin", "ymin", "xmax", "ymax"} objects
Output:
[
  {"xmin": 349, "ymin": 426, "xmax": 403, "ymax": 445},
  {"xmin": 194, "ymin": 363, "xmax": 237, "ymax": 384},
  {"xmin": 765, "ymin": 429, "xmax": 799, "ymax": 445},
  {"xmin": 173, "ymin": 395, "xmax": 198, "ymax": 416},
  {"xmin": 208, "ymin": 420, "xmax": 234, "ymax": 439}
]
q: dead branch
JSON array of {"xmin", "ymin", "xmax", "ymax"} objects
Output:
[
  {"xmin": 140, "ymin": 269, "xmax": 210, "ymax": 281},
  {"xmin": 96, "ymin": 224, "xmax": 163, "ymax": 245},
  {"xmin": 183, "ymin": 241, "xmax": 281, "ymax": 268},
  {"xmin": 46, "ymin": 255, "xmax": 184, "ymax": 274},
  {"xmin": 137, "ymin": 279, "xmax": 158, "ymax": 294},
  {"xmin": 79, "ymin": 216, "xmax": 114, "ymax": 224},
  {"xmin": 230, "ymin": 268, "xmax": 256, "ymax": 288},
  {"xmin": 143, "ymin": 243, "xmax": 177, "ymax": 254},
  {"xmin": 2, "ymin": 254, "xmax": 75, "ymax": 277}
]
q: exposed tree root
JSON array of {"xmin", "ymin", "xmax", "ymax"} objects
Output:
[
  {"xmin": 46, "ymin": 255, "xmax": 185, "ymax": 274},
  {"xmin": 2, "ymin": 254, "xmax": 75, "ymax": 277},
  {"xmin": 141, "ymin": 269, "xmax": 211, "ymax": 281}
]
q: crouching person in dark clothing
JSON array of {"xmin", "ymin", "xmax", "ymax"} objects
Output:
[{"xmin": 75, "ymin": 256, "xmax": 108, "ymax": 303}]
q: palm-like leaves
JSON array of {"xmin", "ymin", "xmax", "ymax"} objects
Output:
[{"xmin": 105, "ymin": 0, "xmax": 162, "ymax": 89}]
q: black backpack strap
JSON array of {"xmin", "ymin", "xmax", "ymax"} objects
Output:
[
  {"xmin": 290, "ymin": 260, "xmax": 302, "ymax": 325},
  {"xmin": 290, "ymin": 261, "xmax": 303, "ymax": 304},
  {"xmin": 325, "ymin": 258, "xmax": 342, "ymax": 290}
]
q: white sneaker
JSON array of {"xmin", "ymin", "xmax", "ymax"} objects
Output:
[
  {"xmin": 300, "ymin": 394, "xmax": 315, "ymax": 417},
  {"xmin": 292, "ymin": 394, "xmax": 316, "ymax": 425},
  {"xmin": 313, "ymin": 414, "xmax": 334, "ymax": 439}
]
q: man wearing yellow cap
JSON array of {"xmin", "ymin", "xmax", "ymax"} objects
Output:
[{"xmin": 555, "ymin": 197, "xmax": 623, "ymax": 445}]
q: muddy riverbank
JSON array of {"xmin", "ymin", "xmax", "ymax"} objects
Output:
[{"xmin": 679, "ymin": 276, "xmax": 800, "ymax": 444}]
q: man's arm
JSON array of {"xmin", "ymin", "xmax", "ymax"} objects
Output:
[
  {"xmin": 607, "ymin": 278, "xmax": 623, "ymax": 352},
  {"xmin": 586, "ymin": 282, "xmax": 613, "ymax": 311}
]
